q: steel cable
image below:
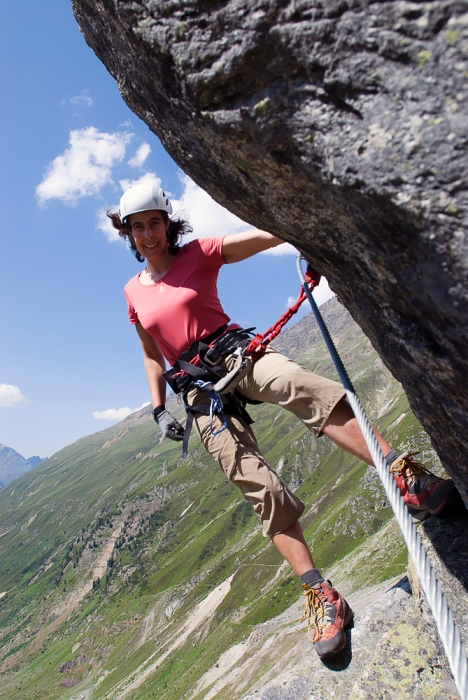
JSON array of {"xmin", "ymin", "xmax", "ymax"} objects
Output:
[{"xmin": 296, "ymin": 254, "xmax": 468, "ymax": 700}]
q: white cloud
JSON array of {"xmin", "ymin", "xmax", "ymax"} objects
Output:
[
  {"xmin": 262, "ymin": 242, "xmax": 297, "ymax": 256},
  {"xmin": 313, "ymin": 277, "xmax": 335, "ymax": 306},
  {"xmin": 172, "ymin": 174, "xmax": 251, "ymax": 239},
  {"xmin": 119, "ymin": 171, "xmax": 162, "ymax": 194},
  {"xmin": 128, "ymin": 143, "xmax": 151, "ymax": 168},
  {"xmin": 36, "ymin": 127, "xmax": 132, "ymax": 206},
  {"xmin": 286, "ymin": 277, "xmax": 335, "ymax": 310},
  {"xmin": 0, "ymin": 384, "xmax": 28, "ymax": 407},
  {"xmin": 92, "ymin": 402, "xmax": 150, "ymax": 421},
  {"xmin": 96, "ymin": 206, "xmax": 121, "ymax": 243},
  {"xmin": 102, "ymin": 172, "xmax": 244, "ymax": 245},
  {"xmin": 69, "ymin": 89, "xmax": 93, "ymax": 107},
  {"xmin": 174, "ymin": 176, "xmax": 299, "ymax": 255}
]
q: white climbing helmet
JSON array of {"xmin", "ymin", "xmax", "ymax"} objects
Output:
[{"xmin": 119, "ymin": 181, "xmax": 173, "ymax": 222}]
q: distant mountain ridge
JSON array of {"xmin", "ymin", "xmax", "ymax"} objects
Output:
[{"xmin": 0, "ymin": 444, "xmax": 44, "ymax": 488}]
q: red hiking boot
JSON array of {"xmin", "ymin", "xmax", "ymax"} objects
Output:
[
  {"xmin": 301, "ymin": 580, "xmax": 353, "ymax": 659},
  {"xmin": 390, "ymin": 451, "xmax": 461, "ymax": 521}
]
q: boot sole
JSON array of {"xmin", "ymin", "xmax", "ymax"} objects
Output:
[
  {"xmin": 406, "ymin": 479, "xmax": 463, "ymax": 523},
  {"xmin": 426, "ymin": 480, "xmax": 463, "ymax": 515},
  {"xmin": 315, "ymin": 602, "xmax": 354, "ymax": 659},
  {"xmin": 405, "ymin": 480, "xmax": 463, "ymax": 520}
]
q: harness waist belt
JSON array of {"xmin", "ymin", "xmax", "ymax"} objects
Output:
[
  {"xmin": 178, "ymin": 323, "xmax": 230, "ymax": 365},
  {"xmin": 162, "ymin": 325, "xmax": 257, "ymax": 458}
]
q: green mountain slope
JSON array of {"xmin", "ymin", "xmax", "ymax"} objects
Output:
[{"xmin": 0, "ymin": 299, "xmax": 445, "ymax": 700}]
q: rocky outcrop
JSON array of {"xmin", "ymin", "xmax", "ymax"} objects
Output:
[
  {"xmin": 238, "ymin": 577, "xmax": 459, "ymax": 700},
  {"xmin": 409, "ymin": 510, "xmax": 468, "ymax": 649},
  {"xmin": 187, "ymin": 520, "xmax": 460, "ymax": 700},
  {"xmin": 71, "ymin": 0, "xmax": 468, "ymax": 503}
]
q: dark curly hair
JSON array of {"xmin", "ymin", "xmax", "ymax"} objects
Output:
[{"xmin": 107, "ymin": 209, "xmax": 192, "ymax": 263}]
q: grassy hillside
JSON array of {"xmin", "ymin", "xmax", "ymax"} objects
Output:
[{"xmin": 0, "ymin": 299, "xmax": 445, "ymax": 700}]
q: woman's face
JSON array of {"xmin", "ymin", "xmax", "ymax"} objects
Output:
[{"xmin": 129, "ymin": 210, "xmax": 169, "ymax": 262}]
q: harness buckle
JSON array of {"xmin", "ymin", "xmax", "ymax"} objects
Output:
[{"xmin": 213, "ymin": 349, "xmax": 253, "ymax": 395}]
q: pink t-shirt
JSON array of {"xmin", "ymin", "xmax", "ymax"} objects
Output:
[{"xmin": 124, "ymin": 237, "xmax": 230, "ymax": 365}]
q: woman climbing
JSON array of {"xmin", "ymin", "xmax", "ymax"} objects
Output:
[{"xmin": 109, "ymin": 180, "xmax": 460, "ymax": 659}]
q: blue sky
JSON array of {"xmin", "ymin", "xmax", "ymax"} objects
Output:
[{"xmin": 0, "ymin": 1, "xmax": 333, "ymax": 459}]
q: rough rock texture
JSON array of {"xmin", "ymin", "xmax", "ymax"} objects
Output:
[
  {"xmin": 409, "ymin": 510, "xmax": 468, "ymax": 650},
  {"xmin": 231, "ymin": 518, "xmax": 466, "ymax": 700},
  {"xmin": 71, "ymin": 0, "xmax": 468, "ymax": 502},
  {"xmin": 239, "ymin": 578, "xmax": 459, "ymax": 700}
]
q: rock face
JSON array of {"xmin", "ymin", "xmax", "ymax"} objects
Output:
[
  {"xmin": 71, "ymin": 0, "xmax": 468, "ymax": 502},
  {"xmin": 411, "ymin": 510, "xmax": 468, "ymax": 650},
  {"xmin": 239, "ymin": 576, "xmax": 459, "ymax": 700}
]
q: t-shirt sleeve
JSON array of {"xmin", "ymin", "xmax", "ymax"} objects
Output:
[
  {"xmin": 124, "ymin": 287, "xmax": 139, "ymax": 325},
  {"xmin": 196, "ymin": 236, "xmax": 226, "ymax": 269}
]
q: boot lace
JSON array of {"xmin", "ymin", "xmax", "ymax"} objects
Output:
[
  {"xmin": 389, "ymin": 451, "xmax": 440, "ymax": 488},
  {"xmin": 300, "ymin": 584, "xmax": 334, "ymax": 642}
]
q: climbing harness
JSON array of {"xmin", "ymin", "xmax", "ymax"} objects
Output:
[
  {"xmin": 164, "ymin": 268, "xmax": 321, "ymax": 458},
  {"xmin": 164, "ymin": 325, "xmax": 255, "ymax": 458},
  {"xmin": 192, "ymin": 380, "xmax": 228, "ymax": 436},
  {"xmin": 296, "ymin": 254, "xmax": 468, "ymax": 700}
]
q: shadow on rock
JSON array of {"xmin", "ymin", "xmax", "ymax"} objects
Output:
[
  {"xmin": 421, "ymin": 509, "xmax": 468, "ymax": 594},
  {"xmin": 387, "ymin": 574, "xmax": 412, "ymax": 595},
  {"xmin": 321, "ymin": 622, "xmax": 353, "ymax": 671}
]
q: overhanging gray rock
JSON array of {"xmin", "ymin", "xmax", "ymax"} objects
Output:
[{"xmin": 71, "ymin": 0, "xmax": 468, "ymax": 503}]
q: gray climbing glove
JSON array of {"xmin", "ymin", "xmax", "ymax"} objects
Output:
[{"xmin": 153, "ymin": 407, "xmax": 184, "ymax": 442}]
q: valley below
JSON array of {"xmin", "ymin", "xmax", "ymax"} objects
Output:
[{"xmin": 0, "ymin": 298, "xmax": 461, "ymax": 700}]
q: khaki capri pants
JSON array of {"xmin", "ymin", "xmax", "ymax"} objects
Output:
[{"xmin": 187, "ymin": 348, "xmax": 345, "ymax": 538}]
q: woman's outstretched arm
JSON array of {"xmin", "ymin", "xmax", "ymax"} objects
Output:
[
  {"xmin": 135, "ymin": 323, "xmax": 167, "ymax": 408},
  {"xmin": 221, "ymin": 230, "xmax": 284, "ymax": 263}
]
